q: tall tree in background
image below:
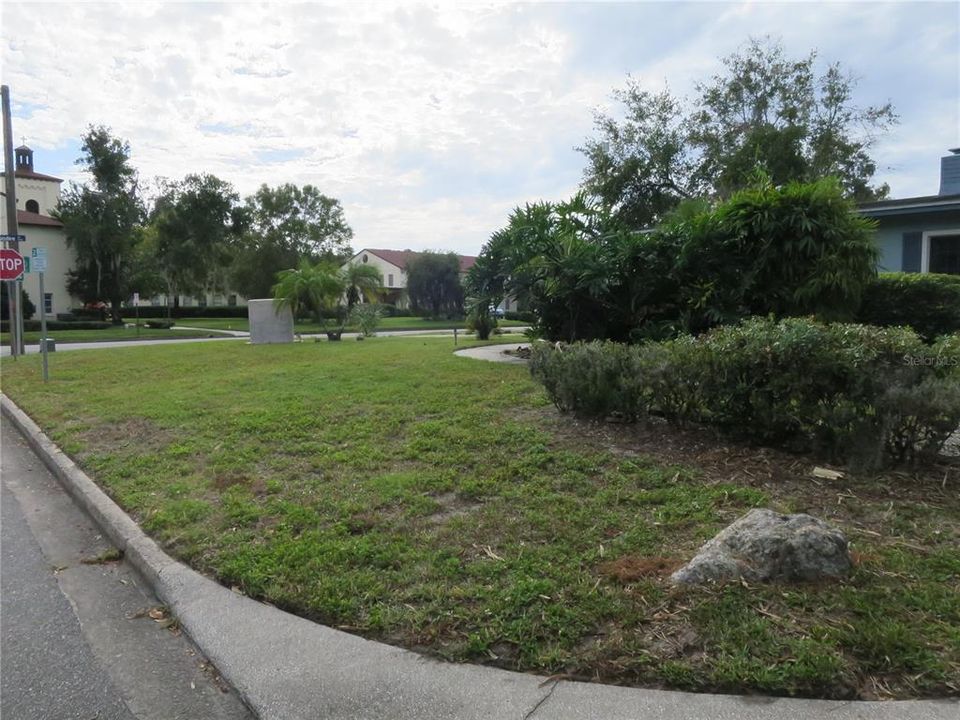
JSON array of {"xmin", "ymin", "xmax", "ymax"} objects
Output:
[
  {"xmin": 151, "ymin": 173, "xmax": 240, "ymax": 311},
  {"xmin": 405, "ymin": 252, "xmax": 464, "ymax": 318},
  {"xmin": 230, "ymin": 183, "xmax": 353, "ymax": 299},
  {"xmin": 580, "ymin": 37, "xmax": 898, "ymax": 228},
  {"xmin": 56, "ymin": 126, "xmax": 144, "ymax": 323}
]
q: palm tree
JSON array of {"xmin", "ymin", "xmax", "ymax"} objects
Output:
[
  {"xmin": 272, "ymin": 259, "xmax": 343, "ymax": 325},
  {"xmin": 342, "ymin": 263, "xmax": 383, "ymax": 310}
]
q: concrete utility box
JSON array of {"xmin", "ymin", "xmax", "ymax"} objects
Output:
[{"xmin": 248, "ymin": 299, "xmax": 294, "ymax": 345}]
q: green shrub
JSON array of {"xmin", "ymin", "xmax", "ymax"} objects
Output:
[
  {"xmin": 116, "ymin": 306, "xmax": 249, "ymax": 319},
  {"xmin": 1, "ymin": 320, "xmax": 112, "ymax": 332},
  {"xmin": 1, "ymin": 283, "xmax": 36, "ymax": 321},
  {"xmin": 530, "ymin": 318, "xmax": 960, "ymax": 468},
  {"xmin": 857, "ymin": 273, "xmax": 960, "ymax": 341},
  {"xmin": 530, "ymin": 341, "xmax": 649, "ymax": 420},
  {"xmin": 144, "ymin": 320, "xmax": 175, "ymax": 329},
  {"xmin": 349, "ymin": 304, "xmax": 382, "ymax": 337},
  {"xmin": 466, "ymin": 306, "xmax": 497, "ymax": 340}
]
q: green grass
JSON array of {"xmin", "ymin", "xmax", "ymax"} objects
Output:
[
  {"xmin": 1, "ymin": 337, "xmax": 957, "ymax": 699},
  {"xmin": 1, "ymin": 326, "xmax": 225, "ymax": 344},
  {"xmin": 165, "ymin": 316, "xmax": 528, "ymax": 333}
]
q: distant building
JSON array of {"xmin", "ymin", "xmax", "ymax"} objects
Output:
[
  {"xmin": 342, "ymin": 248, "xmax": 479, "ymax": 309},
  {"xmin": 859, "ymin": 148, "xmax": 960, "ymax": 275},
  {"xmin": 0, "ymin": 146, "xmax": 77, "ymax": 316}
]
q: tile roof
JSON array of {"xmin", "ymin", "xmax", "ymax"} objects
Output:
[
  {"xmin": 16, "ymin": 210, "xmax": 63, "ymax": 227},
  {"xmin": 0, "ymin": 169, "xmax": 64, "ymax": 182},
  {"xmin": 364, "ymin": 248, "xmax": 477, "ymax": 273}
]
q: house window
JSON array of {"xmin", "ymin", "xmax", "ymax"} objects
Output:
[
  {"xmin": 362, "ymin": 254, "xmax": 368, "ymax": 263},
  {"xmin": 25, "ymin": 199, "xmax": 39, "ymax": 213},
  {"xmin": 929, "ymin": 234, "xmax": 960, "ymax": 275},
  {"xmin": 44, "ymin": 293, "xmax": 53, "ymax": 314},
  {"xmin": 388, "ymin": 273, "xmax": 394, "ymax": 287},
  {"xmin": 228, "ymin": 294, "xmax": 237, "ymax": 306},
  {"xmin": 923, "ymin": 231, "xmax": 960, "ymax": 275}
]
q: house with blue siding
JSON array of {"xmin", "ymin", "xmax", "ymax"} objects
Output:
[{"xmin": 859, "ymin": 149, "xmax": 960, "ymax": 275}]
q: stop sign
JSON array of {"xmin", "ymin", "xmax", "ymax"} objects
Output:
[{"xmin": 0, "ymin": 248, "xmax": 25, "ymax": 281}]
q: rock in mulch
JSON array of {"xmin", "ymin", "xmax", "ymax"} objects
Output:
[{"xmin": 670, "ymin": 508, "xmax": 851, "ymax": 585}]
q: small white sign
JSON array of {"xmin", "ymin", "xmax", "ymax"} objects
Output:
[{"xmin": 31, "ymin": 247, "xmax": 47, "ymax": 272}]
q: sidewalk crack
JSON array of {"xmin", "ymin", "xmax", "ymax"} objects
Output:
[{"xmin": 522, "ymin": 679, "xmax": 559, "ymax": 720}]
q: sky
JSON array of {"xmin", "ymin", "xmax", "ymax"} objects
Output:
[{"xmin": 2, "ymin": 1, "xmax": 958, "ymax": 256}]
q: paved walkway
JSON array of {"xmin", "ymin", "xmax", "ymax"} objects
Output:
[
  {"xmin": 2, "ymin": 395, "xmax": 955, "ymax": 720},
  {"xmin": 1, "ymin": 329, "xmax": 531, "ymax": 357},
  {"xmin": 454, "ymin": 342, "xmax": 531, "ymax": 364}
]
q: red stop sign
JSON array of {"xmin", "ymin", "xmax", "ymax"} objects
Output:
[{"xmin": 0, "ymin": 248, "xmax": 25, "ymax": 281}]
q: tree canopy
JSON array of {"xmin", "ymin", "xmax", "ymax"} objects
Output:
[
  {"xmin": 151, "ymin": 173, "xmax": 240, "ymax": 306},
  {"xmin": 55, "ymin": 125, "xmax": 145, "ymax": 322},
  {"xmin": 230, "ymin": 183, "xmax": 353, "ymax": 299},
  {"xmin": 580, "ymin": 37, "xmax": 898, "ymax": 228},
  {"xmin": 405, "ymin": 252, "xmax": 464, "ymax": 318}
]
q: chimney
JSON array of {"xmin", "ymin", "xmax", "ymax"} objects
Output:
[{"xmin": 940, "ymin": 148, "xmax": 960, "ymax": 196}]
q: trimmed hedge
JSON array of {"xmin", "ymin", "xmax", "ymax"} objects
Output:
[
  {"xmin": 115, "ymin": 305, "xmax": 249, "ymax": 319},
  {"xmin": 530, "ymin": 317, "xmax": 960, "ymax": 468},
  {"xmin": 1, "ymin": 320, "xmax": 112, "ymax": 332},
  {"xmin": 857, "ymin": 272, "xmax": 960, "ymax": 341}
]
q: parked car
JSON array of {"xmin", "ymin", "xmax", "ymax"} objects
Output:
[{"xmin": 489, "ymin": 305, "xmax": 505, "ymax": 318}]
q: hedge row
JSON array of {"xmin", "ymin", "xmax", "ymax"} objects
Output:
[
  {"xmin": 115, "ymin": 306, "xmax": 249, "ymax": 319},
  {"xmin": 530, "ymin": 317, "xmax": 960, "ymax": 468},
  {"xmin": 857, "ymin": 272, "xmax": 960, "ymax": 341},
  {"xmin": 1, "ymin": 320, "xmax": 112, "ymax": 332}
]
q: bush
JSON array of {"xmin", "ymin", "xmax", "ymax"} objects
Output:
[
  {"xmin": 1, "ymin": 320, "xmax": 112, "ymax": 332},
  {"xmin": 857, "ymin": 273, "xmax": 960, "ymax": 341},
  {"xmin": 0, "ymin": 284, "xmax": 36, "ymax": 321},
  {"xmin": 530, "ymin": 317, "xmax": 960, "ymax": 468},
  {"xmin": 144, "ymin": 320, "xmax": 175, "ymax": 329},
  {"xmin": 466, "ymin": 306, "xmax": 497, "ymax": 340},
  {"xmin": 118, "ymin": 305, "xmax": 249, "ymax": 319},
  {"xmin": 504, "ymin": 311, "xmax": 536, "ymax": 323},
  {"xmin": 349, "ymin": 304, "xmax": 381, "ymax": 337}
]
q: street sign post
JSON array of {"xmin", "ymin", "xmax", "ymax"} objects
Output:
[
  {"xmin": 31, "ymin": 247, "xmax": 47, "ymax": 272},
  {"xmin": 30, "ymin": 248, "xmax": 50, "ymax": 381},
  {"xmin": 0, "ymin": 248, "xmax": 24, "ymax": 280}
]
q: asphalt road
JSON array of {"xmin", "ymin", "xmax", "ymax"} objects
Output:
[{"xmin": 0, "ymin": 422, "xmax": 253, "ymax": 720}]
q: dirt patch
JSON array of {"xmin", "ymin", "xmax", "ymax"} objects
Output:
[
  {"xmin": 212, "ymin": 470, "xmax": 252, "ymax": 490},
  {"xmin": 522, "ymin": 405, "xmax": 960, "ymax": 526},
  {"xmin": 426, "ymin": 491, "xmax": 481, "ymax": 525},
  {"xmin": 599, "ymin": 555, "xmax": 683, "ymax": 583},
  {"xmin": 75, "ymin": 416, "xmax": 174, "ymax": 458}
]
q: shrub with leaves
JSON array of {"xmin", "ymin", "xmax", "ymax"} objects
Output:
[
  {"xmin": 530, "ymin": 318, "xmax": 960, "ymax": 468},
  {"xmin": 349, "ymin": 304, "xmax": 382, "ymax": 337},
  {"xmin": 857, "ymin": 272, "xmax": 960, "ymax": 341}
]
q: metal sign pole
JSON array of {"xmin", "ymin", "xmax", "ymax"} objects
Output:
[
  {"xmin": 39, "ymin": 270, "xmax": 48, "ymax": 380},
  {"xmin": 2, "ymin": 86, "xmax": 21, "ymax": 358}
]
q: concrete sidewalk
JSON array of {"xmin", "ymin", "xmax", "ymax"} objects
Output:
[{"xmin": 2, "ymin": 395, "xmax": 956, "ymax": 720}]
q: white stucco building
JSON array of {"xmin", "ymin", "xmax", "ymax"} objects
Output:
[
  {"xmin": 0, "ymin": 146, "xmax": 77, "ymax": 316},
  {"xmin": 342, "ymin": 248, "xmax": 485, "ymax": 309}
]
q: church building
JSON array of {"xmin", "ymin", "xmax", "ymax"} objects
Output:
[{"xmin": 0, "ymin": 146, "xmax": 77, "ymax": 316}]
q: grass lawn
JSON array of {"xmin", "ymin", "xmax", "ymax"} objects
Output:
[
  {"xmin": 1, "ymin": 337, "xmax": 957, "ymax": 699},
  {"xmin": 164, "ymin": 316, "xmax": 528, "ymax": 333},
  {"xmin": 1, "ymin": 326, "xmax": 227, "ymax": 345}
]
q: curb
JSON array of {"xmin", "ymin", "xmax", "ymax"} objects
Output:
[{"xmin": 3, "ymin": 394, "xmax": 957, "ymax": 720}]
